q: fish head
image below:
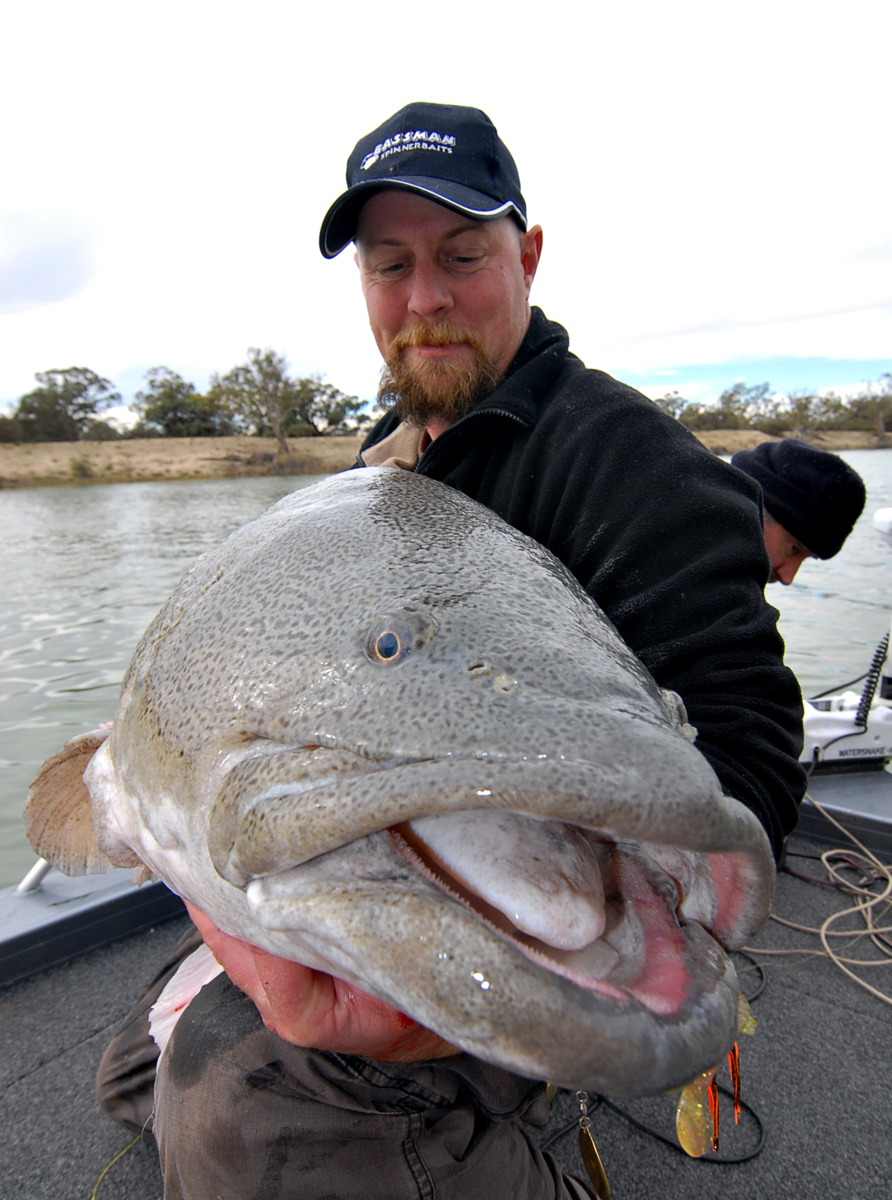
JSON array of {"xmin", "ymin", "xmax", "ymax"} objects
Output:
[{"xmin": 26, "ymin": 467, "xmax": 775, "ymax": 1096}]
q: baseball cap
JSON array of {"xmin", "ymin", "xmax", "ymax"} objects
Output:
[{"xmin": 319, "ymin": 101, "xmax": 527, "ymax": 259}]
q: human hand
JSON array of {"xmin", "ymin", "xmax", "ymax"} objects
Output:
[{"xmin": 185, "ymin": 902, "xmax": 458, "ymax": 1062}]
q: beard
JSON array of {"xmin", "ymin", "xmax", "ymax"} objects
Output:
[{"xmin": 378, "ymin": 320, "xmax": 502, "ymax": 428}]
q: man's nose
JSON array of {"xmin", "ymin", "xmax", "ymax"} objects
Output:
[
  {"xmin": 775, "ymin": 558, "xmax": 802, "ymax": 586},
  {"xmin": 407, "ymin": 263, "xmax": 453, "ymax": 319}
]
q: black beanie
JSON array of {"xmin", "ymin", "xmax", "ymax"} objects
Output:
[{"xmin": 731, "ymin": 440, "xmax": 866, "ymax": 559}]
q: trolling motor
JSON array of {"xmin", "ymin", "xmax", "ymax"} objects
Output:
[{"xmin": 801, "ymin": 508, "xmax": 892, "ymax": 772}]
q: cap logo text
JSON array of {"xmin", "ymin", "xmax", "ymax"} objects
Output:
[{"xmin": 361, "ymin": 130, "xmax": 456, "ymax": 171}]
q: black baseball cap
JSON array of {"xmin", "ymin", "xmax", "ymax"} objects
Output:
[
  {"xmin": 319, "ymin": 102, "xmax": 527, "ymax": 259},
  {"xmin": 731, "ymin": 439, "xmax": 866, "ymax": 559}
]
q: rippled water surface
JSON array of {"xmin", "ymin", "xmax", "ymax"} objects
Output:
[
  {"xmin": 0, "ymin": 474, "xmax": 326, "ymax": 886},
  {"xmin": 1, "ymin": 451, "xmax": 890, "ymax": 886},
  {"xmin": 768, "ymin": 451, "xmax": 892, "ymax": 697}
]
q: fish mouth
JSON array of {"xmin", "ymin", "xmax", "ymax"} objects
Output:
[
  {"xmin": 209, "ymin": 739, "xmax": 767, "ymax": 898},
  {"xmin": 388, "ymin": 815, "xmax": 689, "ymax": 1017},
  {"xmin": 245, "ymin": 806, "xmax": 749, "ymax": 1095},
  {"xmin": 209, "ymin": 744, "xmax": 772, "ymax": 950},
  {"xmin": 211, "ymin": 745, "xmax": 773, "ymax": 1093}
]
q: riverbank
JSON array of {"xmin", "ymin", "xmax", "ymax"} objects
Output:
[
  {"xmin": 0, "ymin": 436, "xmax": 364, "ymax": 489},
  {"xmin": 692, "ymin": 429, "xmax": 888, "ymax": 456},
  {"xmin": 0, "ymin": 429, "xmax": 886, "ymax": 489}
]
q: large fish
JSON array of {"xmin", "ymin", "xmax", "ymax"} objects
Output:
[{"xmin": 25, "ymin": 467, "xmax": 774, "ymax": 1096}]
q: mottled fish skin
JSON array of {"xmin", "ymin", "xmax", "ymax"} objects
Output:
[{"xmin": 29, "ymin": 467, "xmax": 775, "ymax": 1095}]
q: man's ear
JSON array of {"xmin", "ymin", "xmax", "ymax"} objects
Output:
[{"xmin": 520, "ymin": 225, "xmax": 543, "ymax": 294}]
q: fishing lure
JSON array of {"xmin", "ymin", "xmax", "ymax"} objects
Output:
[
  {"xmin": 675, "ymin": 993, "xmax": 755, "ymax": 1157},
  {"xmin": 576, "ymin": 1090, "xmax": 610, "ymax": 1199}
]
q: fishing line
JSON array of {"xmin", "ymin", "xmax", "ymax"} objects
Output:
[
  {"xmin": 733, "ymin": 950, "xmax": 766, "ymax": 1002},
  {"xmin": 594, "ymin": 1087, "xmax": 765, "ymax": 1165},
  {"xmin": 808, "ymin": 672, "xmax": 869, "ymax": 700},
  {"xmin": 90, "ymin": 1134, "xmax": 140, "ymax": 1199}
]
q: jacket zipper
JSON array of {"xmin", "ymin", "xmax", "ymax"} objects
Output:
[{"xmin": 414, "ymin": 406, "xmax": 531, "ymax": 474}]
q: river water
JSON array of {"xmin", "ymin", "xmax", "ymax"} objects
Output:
[{"xmin": 2, "ymin": 451, "xmax": 890, "ymax": 887}]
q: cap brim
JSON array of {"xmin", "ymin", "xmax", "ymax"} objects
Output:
[{"xmin": 319, "ymin": 177, "xmax": 526, "ymax": 258}]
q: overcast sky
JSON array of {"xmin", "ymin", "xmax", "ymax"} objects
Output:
[{"xmin": 2, "ymin": 0, "xmax": 890, "ymax": 423}]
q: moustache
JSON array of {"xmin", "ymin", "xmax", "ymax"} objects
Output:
[{"xmin": 390, "ymin": 322, "xmax": 486, "ymax": 356}]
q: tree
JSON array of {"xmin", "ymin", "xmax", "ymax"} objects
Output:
[
  {"xmin": 784, "ymin": 391, "xmax": 822, "ymax": 440},
  {"xmin": 207, "ymin": 348, "xmax": 296, "ymax": 455},
  {"xmin": 653, "ymin": 390, "xmax": 687, "ymax": 421},
  {"xmin": 134, "ymin": 367, "xmax": 234, "ymax": 437},
  {"xmin": 14, "ymin": 367, "xmax": 120, "ymax": 442},
  {"xmin": 715, "ymin": 382, "xmax": 771, "ymax": 429},
  {"xmin": 285, "ymin": 375, "xmax": 368, "ymax": 437},
  {"xmin": 0, "ymin": 412, "xmax": 21, "ymax": 443},
  {"xmin": 846, "ymin": 374, "xmax": 892, "ymax": 443},
  {"xmin": 82, "ymin": 418, "xmax": 121, "ymax": 441},
  {"xmin": 675, "ymin": 382, "xmax": 770, "ymax": 432},
  {"xmin": 812, "ymin": 391, "xmax": 850, "ymax": 431}
]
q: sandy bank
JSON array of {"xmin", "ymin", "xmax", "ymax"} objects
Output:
[
  {"xmin": 0, "ymin": 429, "xmax": 885, "ymax": 490},
  {"xmin": 0, "ymin": 436, "xmax": 364, "ymax": 489},
  {"xmin": 690, "ymin": 429, "xmax": 887, "ymax": 456}
]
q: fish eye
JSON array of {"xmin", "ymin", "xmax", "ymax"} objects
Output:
[
  {"xmin": 367, "ymin": 622, "xmax": 413, "ymax": 665},
  {"xmin": 376, "ymin": 630, "xmax": 401, "ymax": 659}
]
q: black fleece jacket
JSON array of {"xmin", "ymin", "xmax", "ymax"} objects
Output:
[{"xmin": 360, "ymin": 307, "xmax": 805, "ymax": 859}]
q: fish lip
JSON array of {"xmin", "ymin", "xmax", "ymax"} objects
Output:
[{"xmin": 211, "ymin": 744, "xmax": 769, "ymax": 895}]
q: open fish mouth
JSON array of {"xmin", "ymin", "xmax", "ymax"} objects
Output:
[
  {"xmin": 116, "ymin": 733, "xmax": 770, "ymax": 1095},
  {"xmin": 390, "ymin": 813, "xmax": 704, "ymax": 1019},
  {"xmin": 207, "ymin": 743, "xmax": 771, "ymax": 950},
  {"xmin": 241, "ymin": 796, "xmax": 766, "ymax": 1095}
]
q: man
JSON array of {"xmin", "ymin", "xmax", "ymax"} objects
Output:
[
  {"xmin": 732, "ymin": 439, "xmax": 866, "ymax": 585},
  {"xmin": 103, "ymin": 103, "xmax": 806, "ymax": 1199}
]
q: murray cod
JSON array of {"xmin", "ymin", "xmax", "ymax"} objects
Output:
[{"xmin": 25, "ymin": 467, "xmax": 774, "ymax": 1096}]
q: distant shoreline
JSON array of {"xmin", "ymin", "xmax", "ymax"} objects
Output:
[
  {"xmin": 693, "ymin": 429, "xmax": 888, "ymax": 457},
  {"xmin": 0, "ymin": 429, "xmax": 886, "ymax": 490},
  {"xmin": 0, "ymin": 435, "xmax": 364, "ymax": 490}
]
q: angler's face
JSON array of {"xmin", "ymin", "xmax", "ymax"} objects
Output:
[
  {"xmin": 763, "ymin": 517, "xmax": 815, "ymax": 585},
  {"xmin": 354, "ymin": 190, "xmax": 542, "ymax": 388}
]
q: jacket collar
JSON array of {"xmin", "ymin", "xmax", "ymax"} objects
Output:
[{"xmin": 470, "ymin": 306, "xmax": 569, "ymax": 426}]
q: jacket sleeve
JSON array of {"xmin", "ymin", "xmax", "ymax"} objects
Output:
[{"xmin": 523, "ymin": 370, "xmax": 805, "ymax": 860}]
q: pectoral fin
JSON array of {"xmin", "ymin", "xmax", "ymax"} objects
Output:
[{"xmin": 23, "ymin": 728, "xmax": 125, "ymax": 876}]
